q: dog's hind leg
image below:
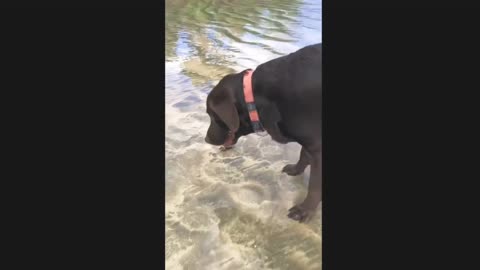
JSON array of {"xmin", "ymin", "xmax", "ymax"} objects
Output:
[{"xmin": 282, "ymin": 146, "xmax": 310, "ymax": 176}]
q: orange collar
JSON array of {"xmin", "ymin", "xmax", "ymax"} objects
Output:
[{"xmin": 243, "ymin": 69, "xmax": 264, "ymax": 133}]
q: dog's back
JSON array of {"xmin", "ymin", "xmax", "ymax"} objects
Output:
[{"xmin": 255, "ymin": 43, "xmax": 321, "ymax": 101}]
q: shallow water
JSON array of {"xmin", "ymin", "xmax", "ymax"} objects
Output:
[{"xmin": 165, "ymin": 0, "xmax": 322, "ymax": 269}]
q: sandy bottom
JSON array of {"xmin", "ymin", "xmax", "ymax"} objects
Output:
[{"xmin": 165, "ymin": 0, "xmax": 322, "ymax": 267}]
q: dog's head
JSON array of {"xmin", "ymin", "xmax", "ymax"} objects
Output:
[{"xmin": 205, "ymin": 72, "xmax": 253, "ymax": 147}]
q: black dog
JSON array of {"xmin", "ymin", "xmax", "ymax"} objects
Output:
[{"xmin": 205, "ymin": 44, "xmax": 321, "ymax": 222}]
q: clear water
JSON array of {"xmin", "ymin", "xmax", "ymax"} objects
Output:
[{"xmin": 165, "ymin": 0, "xmax": 322, "ymax": 269}]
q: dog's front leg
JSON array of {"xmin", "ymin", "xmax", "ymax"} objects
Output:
[
  {"xmin": 282, "ymin": 146, "xmax": 310, "ymax": 176},
  {"xmin": 288, "ymin": 149, "xmax": 321, "ymax": 222}
]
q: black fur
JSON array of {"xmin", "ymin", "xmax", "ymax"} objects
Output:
[{"xmin": 205, "ymin": 44, "xmax": 322, "ymax": 222}]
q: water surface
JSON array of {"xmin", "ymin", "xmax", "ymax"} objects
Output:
[{"xmin": 165, "ymin": 1, "xmax": 322, "ymax": 269}]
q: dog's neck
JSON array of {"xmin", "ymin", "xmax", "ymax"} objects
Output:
[
  {"xmin": 233, "ymin": 67, "xmax": 293, "ymax": 143},
  {"xmin": 242, "ymin": 69, "xmax": 265, "ymax": 134},
  {"xmin": 231, "ymin": 71, "xmax": 262, "ymax": 136}
]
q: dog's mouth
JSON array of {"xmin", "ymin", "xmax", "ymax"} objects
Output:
[
  {"xmin": 223, "ymin": 131, "xmax": 236, "ymax": 147},
  {"xmin": 221, "ymin": 131, "xmax": 236, "ymax": 150}
]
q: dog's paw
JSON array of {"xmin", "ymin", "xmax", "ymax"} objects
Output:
[
  {"xmin": 288, "ymin": 205, "xmax": 315, "ymax": 223},
  {"xmin": 282, "ymin": 164, "xmax": 303, "ymax": 176}
]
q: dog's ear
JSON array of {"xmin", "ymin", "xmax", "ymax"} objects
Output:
[
  {"xmin": 211, "ymin": 95, "xmax": 240, "ymax": 132},
  {"xmin": 258, "ymin": 100, "xmax": 290, "ymax": 143}
]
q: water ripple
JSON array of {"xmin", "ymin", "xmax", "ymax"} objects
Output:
[{"xmin": 166, "ymin": 0, "xmax": 322, "ymax": 269}]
